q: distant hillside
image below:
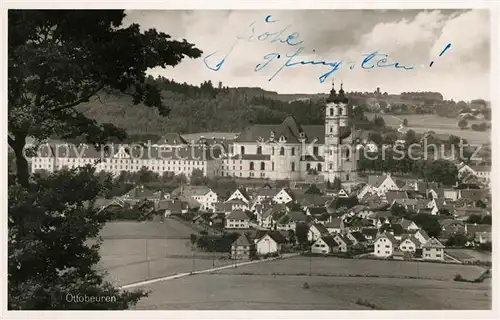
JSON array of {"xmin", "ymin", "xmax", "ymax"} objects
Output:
[{"xmin": 75, "ymin": 76, "xmax": 481, "ymax": 137}]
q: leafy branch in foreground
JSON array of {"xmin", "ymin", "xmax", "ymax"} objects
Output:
[
  {"xmin": 8, "ymin": 10, "xmax": 202, "ymax": 187},
  {"xmin": 8, "ymin": 166, "xmax": 148, "ymax": 309}
]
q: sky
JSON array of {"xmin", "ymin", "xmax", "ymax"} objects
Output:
[{"xmin": 123, "ymin": 9, "xmax": 491, "ymax": 102}]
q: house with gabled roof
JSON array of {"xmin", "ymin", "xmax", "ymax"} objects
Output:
[
  {"xmin": 399, "ymin": 235, "xmax": 421, "ymax": 253},
  {"xmin": 346, "ymin": 231, "xmax": 367, "ymax": 246},
  {"xmin": 172, "ymin": 185, "xmax": 218, "ymax": 212},
  {"xmin": 93, "ymin": 198, "xmax": 128, "ymax": 213},
  {"xmin": 256, "ymin": 231, "xmax": 287, "ymax": 255},
  {"xmin": 308, "ymin": 223, "xmax": 330, "ymax": 242},
  {"xmin": 465, "ymin": 224, "xmax": 492, "ymax": 243},
  {"xmin": 385, "ymin": 190, "xmax": 409, "ymax": 205},
  {"xmin": 225, "ymin": 210, "xmax": 251, "ymax": 229},
  {"xmin": 393, "ymin": 218, "xmax": 419, "ymax": 232},
  {"xmin": 311, "ymin": 236, "xmax": 339, "ymax": 254},
  {"xmin": 273, "ymin": 188, "xmax": 295, "ymax": 204},
  {"xmin": 231, "ymin": 233, "xmax": 255, "ymax": 260},
  {"xmin": 361, "ymin": 228, "xmax": 378, "ymax": 244},
  {"xmin": 276, "ymin": 211, "xmax": 308, "ymax": 231},
  {"xmin": 226, "ymin": 187, "xmax": 251, "ymax": 204},
  {"xmin": 324, "ymin": 217, "xmax": 343, "ymax": 234},
  {"xmin": 260, "ymin": 203, "xmax": 288, "ymax": 228},
  {"xmin": 156, "ymin": 199, "xmax": 188, "ymax": 217},
  {"xmin": 412, "ymin": 229, "xmax": 431, "ymax": 245},
  {"xmin": 332, "ymin": 233, "xmax": 353, "ymax": 252},
  {"xmin": 422, "ymin": 237, "xmax": 445, "ymax": 261},
  {"xmin": 305, "ymin": 206, "xmax": 328, "ymax": 218},
  {"xmin": 374, "ymin": 233, "xmax": 399, "ymax": 258},
  {"xmin": 348, "ymin": 205, "xmax": 373, "ymax": 219}
]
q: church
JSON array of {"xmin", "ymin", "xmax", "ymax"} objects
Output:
[{"xmin": 222, "ymin": 82, "xmax": 359, "ymax": 185}]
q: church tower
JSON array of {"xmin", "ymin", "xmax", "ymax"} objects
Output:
[{"xmin": 323, "ymin": 81, "xmax": 354, "ymax": 185}]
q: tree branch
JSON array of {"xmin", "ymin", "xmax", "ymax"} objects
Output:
[{"xmin": 50, "ymin": 84, "xmax": 105, "ymax": 112}]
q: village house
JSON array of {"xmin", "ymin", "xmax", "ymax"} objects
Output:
[
  {"xmin": 311, "ymin": 236, "xmax": 339, "ymax": 254},
  {"xmin": 324, "ymin": 217, "xmax": 343, "ymax": 234},
  {"xmin": 393, "ymin": 218, "xmax": 420, "ymax": 232},
  {"xmin": 276, "ymin": 211, "xmax": 308, "ymax": 231},
  {"xmin": 439, "ymin": 219, "xmax": 466, "ymax": 238},
  {"xmin": 443, "ymin": 188, "xmax": 459, "ymax": 201},
  {"xmin": 231, "ymin": 233, "xmax": 255, "ymax": 260},
  {"xmin": 225, "ymin": 210, "xmax": 251, "ymax": 229},
  {"xmin": 374, "ymin": 233, "xmax": 399, "ymax": 258},
  {"xmin": 172, "ymin": 186, "xmax": 218, "ymax": 212},
  {"xmin": 332, "ymin": 233, "xmax": 353, "ymax": 252},
  {"xmin": 273, "ymin": 188, "xmax": 295, "ymax": 204},
  {"xmin": 411, "ymin": 229, "xmax": 431, "ymax": 245},
  {"xmin": 255, "ymin": 231, "xmax": 287, "ymax": 255},
  {"xmin": 399, "ymin": 235, "xmax": 421, "ymax": 253},
  {"xmin": 421, "ymin": 237, "xmax": 445, "ymax": 261},
  {"xmin": 305, "ymin": 206, "xmax": 328, "ymax": 218},
  {"xmin": 346, "ymin": 231, "xmax": 368, "ymax": 246},
  {"xmin": 361, "ymin": 228, "xmax": 378, "ymax": 244},
  {"xmin": 226, "ymin": 188, "xmax": 251, "ymax": 204},
  {"xmin": 259, "ymin": 203, "xmax": 288, "ymax": 229},
  {"xmin": 93, "ymin": 198, "xmax": 128, "ymax": 213},
  {"xmin": 308, "ymin": 223, "xmax": 330, "ymax": 242},
  {"xmin": 156, "ymin": 199, "xmax": 188, "ymax": 217},
  {"xmin": 358, "ymin": 174, "xmax": 405, "ymax": 200},
  {"xmin": 465, "ymin": 224, "xmax": 492, "ymax": 244},
  {"xmin": 348, "ymin": 205, "xmax": 374, "ymax": 219}
]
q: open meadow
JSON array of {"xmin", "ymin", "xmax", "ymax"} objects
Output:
[
  {"xmin": 96, "ymin": 221, "xmax": 232, "ymax": 286},
  {"xmin": 365, "ymin": 113, "xmax": 490, "ymax": 144},
  {"xmin": 97, "ymin": 222, "xmax": 491, "ymax": 309},
  {"xmin": 133, "ymin": 268, "xmax": 491, "ymax": 310}
]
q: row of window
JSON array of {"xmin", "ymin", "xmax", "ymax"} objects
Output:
[
  {"xmin": 242, "ymin": 146, "xmax": 321, "ymax": 156},
  {"xmin": 34, "ymin": 157, "xmax": 205, "ymax": 165}
]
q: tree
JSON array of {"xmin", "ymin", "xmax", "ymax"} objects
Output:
[
  {"xmin": 8, "ymin": 167, "xmax": 147, "ymax": 309},
  {"xmin": 8, "ymin": 10, "xmax": 202, "ymax": 187},
  {"xmin": 390, "ymin": 202, "xmax": 407, "ymax": 216},
  {"xmin": 332, "ymin": 177, "xmax": 342, "ymax": 191},
  {"xmin": 372, "ymin": 115, "xmax": 386, "ymax": 128},
  {"xmin": 409, "ymin": 214, "xmax": 441, "ymax": 238},
  {"xmin": 305, "ymin": 184, "xmax": 322, "ymax": 195},
  {"xmin": 466, "ymin": 215, "xmax": 482, "ymax": 224},
  {"xmin": 458, "ymin": 119, "xmax": 468, "ymax": 130},
  {"xmin": 368, "ymin": 132, "xmax": 383, "ymax": 145},
  {"xmin": 402, "ymin": 118, "xmax": 408, "ymax": 126},
  {"xmin": 295, "ymin": 223, "xmax": 310, "ymax": 249},
  {"xmin": 405, "ymin": 129, "xmax": 419, "ymax": 145},
  {"xmin": 446, "ymin": 234, "xmax": 469, "ymax": 247},
  {"xmin": 422, "ymin": 160, "xmax": 458, "ymax": 186},
  {"xmin": 190, "ymin": 168, "xmax": 209, "ymax": 186}
]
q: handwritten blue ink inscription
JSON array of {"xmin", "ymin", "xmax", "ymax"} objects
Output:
[{"xmin": 204, "ymin": 14, "xmax": 428, "ymax": 82}]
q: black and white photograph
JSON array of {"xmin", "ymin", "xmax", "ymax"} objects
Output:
[{"xmin": 4, "ymin": 2, "xmax": 498, "ymax": 316}]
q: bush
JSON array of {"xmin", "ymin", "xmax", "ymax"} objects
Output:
[{"xmin": 454, "ymin": 274, "xmax": 465, "ymax": 282}]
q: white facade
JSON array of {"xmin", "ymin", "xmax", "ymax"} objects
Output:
[
  {"xmin": 399, "ymin": 238, "xmax": 418, "ymax": 253},
  {"xmin": 374, "ymin": 235, "xmax": 397, "ymax": 257},
  {"xmin": 273, "ymin": 189, "xmax": 293, "ymax": 204},
  {"xmin": 256, "ymin": 234, "xmax": 280, "ymax": 255},
  {"xmin": 192, "ymin": 190, "xmax": 218, "ymax": 212},
  {"xmin": 226, "ymin": 189, "xmax": 250, "ymax": 204}
]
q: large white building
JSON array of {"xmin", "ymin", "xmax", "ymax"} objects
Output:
[
  {"xmin": 30, "ymin": 83, "xmax": 358, "ymax": 184},
  {"xmin": 221, "ymin": 83, "xmax": 359, "ymax": 184}
]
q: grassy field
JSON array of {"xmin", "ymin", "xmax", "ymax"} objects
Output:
[
  {"xmin": 96, "ymin": 221, "xmax": 232, "ymax": 287},
  {"xmin": 446, "ymin": 249, "xmax": 492, "ymax": 263},
  {"xmin": 365, "ymin": 113, "xmax": 490, "ymax": 144},
  {"xmin": 133, "ymin": 271, "xmax": 491, "ymax": 310},
  {"xmin": 216, "ymin": 256, "xmax": 486, "ymax": 281}
]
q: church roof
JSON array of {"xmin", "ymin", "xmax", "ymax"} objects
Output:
[{"xmin": 234, "ymin": 116, "xmax": 358, "ymax": 144}]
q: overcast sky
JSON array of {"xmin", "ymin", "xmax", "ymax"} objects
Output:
[{"xmin": 124, "ymin": 9, "xmax": 490, "ymax": 101}]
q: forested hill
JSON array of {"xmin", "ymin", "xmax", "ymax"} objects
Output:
[
  {"xmin": 76, "ymin": 76, "xmax": 449, "ymax": 136},
  {"xmin": 76, "ymin": 76, "xmax": 328, "ymax": 136}
]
